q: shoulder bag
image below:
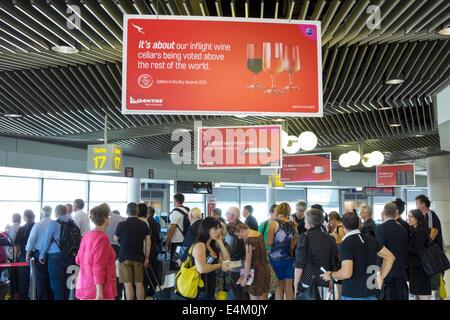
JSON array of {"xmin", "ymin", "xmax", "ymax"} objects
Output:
[
  {"xmin": 296, "ymin": 233, "xmax": 321, "ymax": 300},
  {"xmin": 418, "ymin": 237, "xmax": 450, "ymax": 276},
  {"xmin": 174, "ymin": 243, "xmax": 205, "ymax": 298}
]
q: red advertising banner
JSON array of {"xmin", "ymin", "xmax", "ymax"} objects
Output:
[
  {"xmin": 124, "ymin": 167, "xmax": 134, "ymax": 177},
  {"xmin": 376, "ymin": 163, "xmax": 416, "ymax": 187},
  {"xmin": 281, "ymin": 153, "xmax": 332, "ymax": 182},
  {"xmin": 122, "ymin": 16, "xmax": 322, "ymax": 117},
  {"xmin": 198, "ymin": 125, "xmax": 281, "ymax": 169},
  {"xmin": 207, "ymin": 198, "xmax": 216, "ymax": 217}
]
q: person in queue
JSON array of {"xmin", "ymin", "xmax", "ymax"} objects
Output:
[
  {"xmin": 293, "ymin": 201, "xmax": 307, "ymax": 236},
  {"xmin": 321, "ymin": 211, "xmax": 395, "ymax": 300},
  {"xmin": 13, "ymin": 210, "xmax": 35, "ymax": 299},
  {"xmin": 190, "ymin": 217, "xmax": 231, "ymax": 300},
  {"xmin": 76, "ymin": 204, "xmax": 117, "ymax": 300},
  {"xmin": 310, "ymin": 204, "xmax": 328, "ymax": 233},
  {"xmin": 416, "ymin": 194, "xmax": 444, "ymax": 298},
  {"xmin": 233, "ymin": 221, "xmax": 270, "ymax": 300},
  {"xmin": 114, "ymin": 202, "xmax": 150, "ymax": 300},
  {"xmin": 376, "ymin": 202, "xmax": 409, "ymax": 300},
  {"xmin": 267, "ymin": 202, "xmax": 297, "ymax": 300},
  {"xmin": 328, "ymin": 211, "xmax": 345, "ymax": 245},
  {"xmin": 39, "ymin": 205, "xmax": 77, "ymax": 300},
  {"xmin": 242, "ymin": 205, "xmax": 258, "ymax": 231},
  {"xmin": 146, "ymin": 206, "xmax": 162, "ymax": 296},
  {"xmin": 72, "ymin": 199, "xmax": 90, "ymax": 237},
  {"xmin": 104, "ymin": 209, "xmax": 125, "ymax": 300},
  {"xmin": 25, "ymin": 206, "xmax": 53, "ymax": 300},
  {"xmin": 294, "ymin": 208, "xmax": 339, "ymax": 300},
  {"xmin": 165, "ymin": 193, "xmax": 190, "ymax": 270},
  {"xmin": 212, "ymin": 208, "xmax": 226, "ymax": 224},
  {"xmin": 258, "ymin": 204, "xmax": 277, "ymax": 252},
  {"xmin": 65, "ymin": 204, "xmax": 73, "ymax": 217},
  {"xmin": 225, "ymin": 206, "xmax": 248, "ymax": 300},
  {"xmin": 393, "ymin": 198, "xmax": 410, "ymax": 236},
  {"xmin": 407, "ymin": 209, "xmax": 432, "ymax": 300},
  {"xmin": 177, "ymin": 207, "xmax": 202, "ymax": 265},
  {"xmin": 360, "ymin": 205, "xmax": 377, "ymax": 238}
]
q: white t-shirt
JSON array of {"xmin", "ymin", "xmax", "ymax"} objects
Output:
[
  {"xmin": 73, "ymin": 210, "xmax": 90, "ymax": 236},
  {"xmin": 170, "ymin": 207, "xmax": 188, "ymax": 244}
]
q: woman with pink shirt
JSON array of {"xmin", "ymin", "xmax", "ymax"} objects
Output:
[{"xmin": 76, "ymin": 204, "xmax": 117, "ymax": 300}]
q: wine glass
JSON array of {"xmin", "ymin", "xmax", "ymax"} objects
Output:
[
  {"xmin": 246, "ymin": 43, "xmax": 265, "ymax": 90},
  {"xmin": 283, "ymin": 44, "xmax": 301, "ymax": 90},
  {"xmin": 262, "ymin": 42, "xmax": 284, "ymax": 95}
]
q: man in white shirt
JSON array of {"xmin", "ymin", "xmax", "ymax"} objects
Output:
[
  {"xmin": 72, "ymin": 199, "xmax": 90, "ymax": 236},
  {"xmin": 165, "ymin": 193, "xmax": 189, "ymax": 270}
]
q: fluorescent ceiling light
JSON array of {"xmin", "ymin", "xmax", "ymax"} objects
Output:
[
  {"xmin": 389, "ymin": 123, "xmax": 402, "ymax": 127},
  {"xmin": 51, "ymin": 45, "xmax": 79, "ymax": 54},
  {"xmin": 378, "ymin": 107, "xmax": 393, "ymax": 111},
  {"xmin": 235, "ymin": 114, "xmax": 248, "ymax": 118},
  {"xmin": 438, "ymin": 26, "xmax": 450, "ymax": 36},
  {"xmin": 3, "ymin": 113, "xmax": 23, "ymax": 118},
  {"xmin": 386, "ymin": 78, "xmax": 405, "ymax": 85}
]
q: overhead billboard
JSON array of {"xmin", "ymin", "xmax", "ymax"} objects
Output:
[
  {"xmin": 197, "ymin": 125, "xmax": 281, "ymax": 169},
  {"xmin": 376, "ymin": 163, "xmax": 416, "ymax": 187},
  {"xmin": 280, "ymin": 153, "xmax": 332, "ymax": 182},
  {"xmin": 122, "ymin": 16, "xmax": 322, "ymax": 117}
]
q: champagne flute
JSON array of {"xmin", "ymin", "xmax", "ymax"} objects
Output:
[
  {"xmin": 262, "ymin": 42, "xmax": 284, "ymax": 95},
  {"xmin": 246, "ymin": 43, "xmax": 265, "ymax": 90},
  {"xmin": 283, "ymin": 44, "xmax": 301, "ymax": 90}
]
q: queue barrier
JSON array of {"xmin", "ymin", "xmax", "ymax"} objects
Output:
[{"xmin": 0, "ymin": 259, "xmax": 37, "ymax": 300}]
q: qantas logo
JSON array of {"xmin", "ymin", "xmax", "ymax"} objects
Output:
[{"xmin": 130, "ymin": 96, "xmax": 163, "ymax": 104}]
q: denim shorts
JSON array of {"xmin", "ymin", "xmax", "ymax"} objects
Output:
[{"xmin": 270, "ymin": 258, "xmax": 294, "ymax": 281}]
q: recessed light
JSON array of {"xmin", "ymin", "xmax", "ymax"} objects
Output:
[
  {"xmin": 438, "ymin": 26, "xmax": 450, "ymax": 36},
  {"xmin": 415, "ymin": 134, "xmax": 424, "ymax": 137},
  {"xmin": 3, "ymin": 113, "xmax": 22, "ymax": 118},
  {"xmin": 274, "ymin": 118, "xmax": 284, "ymax": 122},
  {"xmin": 51, "ymin": 45, "xmax": 79, "ymax": 54},
  {"xmin": 235, "ymin": 114, "xmax": 248, "ymax": 118},
  {"xmin": 385, "ymin": 78, "xmax": 404, "ymax": 85},
  {"xmin": 389, "ymin": 123, "xmax": 402, "ymax": 127},
  {"xmin": 168, "ymin": 152, "xmax": 177, "ymax": 155}
]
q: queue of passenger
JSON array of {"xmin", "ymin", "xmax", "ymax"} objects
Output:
[{"xmin": 0, "ymin": 193, "xmax": 447, "ymax": 301}]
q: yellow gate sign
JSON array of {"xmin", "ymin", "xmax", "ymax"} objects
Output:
[
  {"xmin": 87, "ymin": 144, "xmax": 123, "ymax": 173},
  {"xmin": 269, "ymin": 174, "xmax": 285, "ymax": 188}
]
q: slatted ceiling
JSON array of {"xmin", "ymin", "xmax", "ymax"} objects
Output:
[{"xmin": 0, "ymin": 1, "xmax": 448, "ymax": 168}]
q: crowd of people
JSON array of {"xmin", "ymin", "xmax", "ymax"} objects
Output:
[{"xmin": 0, "ymin": 193, "xmax": 447, "ymax": 301}]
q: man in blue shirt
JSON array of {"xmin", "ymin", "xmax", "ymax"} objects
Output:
[
  {"xmin": 39, "ymin": 205, "xmax": 75, "ymax": 300},
  {"xmin": 25, "ymin": 206, "xmax": 54, "ymax": 300}
]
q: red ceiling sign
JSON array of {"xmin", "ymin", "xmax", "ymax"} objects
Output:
[
  {"xmin": 122, "ymin": 16, "xmax": 322, "ymax": 117},
  {"xmin": 376, "ymin": 163, "xmax": 416, "ymax": 187},
  {"xmin": 281, "ymin": 153, "xmax": 332, "ymax": 182},
  {"xmin": 197, "ymin": 125, "xmax": 282, "ymax": 169}
]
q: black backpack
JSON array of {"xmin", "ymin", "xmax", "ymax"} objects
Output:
[
  {"xmin": 55, "ymin": 220, "xmax": 82, "ymax": 257},
  {"xmin": 173, "ymin": 207, "xmax": 190, "ymax": 238}
]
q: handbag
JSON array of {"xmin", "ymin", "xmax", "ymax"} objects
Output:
[
  {"xmin": 174, "ymin": 243, "xmax": 204, "ymax": 299},
  {"xmin": 268, "ymin": 265, "xmax": 279, "ymax": 294},
  {"xmin": 296, "ymin": 233, "xmax": 321, "ymax": 300},
  {"xmin": 418, "ymin": 238, "xmax": 450, "ymax": 276}
]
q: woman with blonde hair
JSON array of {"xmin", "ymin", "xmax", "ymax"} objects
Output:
[
  {"xmin": 267, "ymin": 202, "xmax": 298, "ymax": 300},
  {"xmin": 76, "ymin": 204, "xmax": 117, "ymax": 300},
  {"xmin": 233, "ymin": 221, "xmax": 270, "ymax": 300}
]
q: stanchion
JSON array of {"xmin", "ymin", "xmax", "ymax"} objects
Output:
[{"xmin": 30, "ymin": 258, "xmax": 36, "ymax": 300}]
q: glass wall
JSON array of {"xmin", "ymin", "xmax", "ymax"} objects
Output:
[
  {"xmin": 240, "ymin": 187, "xmax": 267, "ymax": 224},
  {"xmin": 307, "ymin": 188, "xmax": 339, "ymax": 214},
  {"xmin": 0, "ymin": 173, "xmax": 129, "ymax": 232},
  {"xmin": 0, "ymin": 176, "xmax": 41, "ymax": 231},
  {"xmin": 42, "ymin": 179, "xmax": 87, "ymax": 219}
]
